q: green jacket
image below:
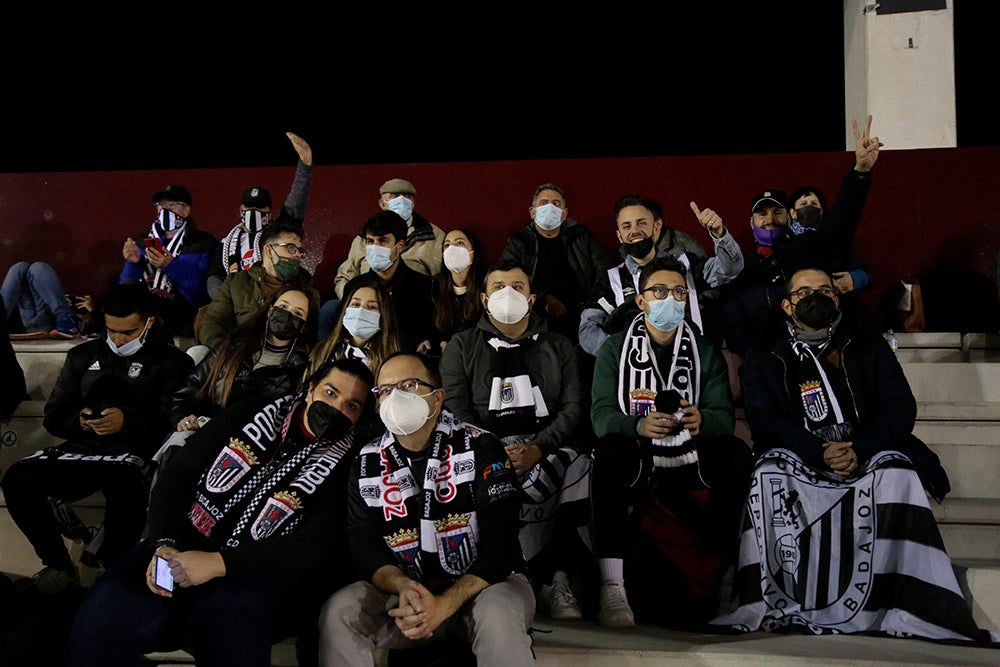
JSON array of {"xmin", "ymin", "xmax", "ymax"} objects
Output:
[
  {"xmin": 591, "ymin": 323, "xmax": 734, "ymax": 439},
  {"xmin": 198, "ymin": 264, "xmax": 320, "ymax": 350}
]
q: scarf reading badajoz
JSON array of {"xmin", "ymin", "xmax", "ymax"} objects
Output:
[
  {"xmin": 619, "ymin": 314, "xmax": 701, "ymax": 470},
  {"xmin": 356, "ymin": 410, "xmax": 480, "ymax": 580},
  {"xmin": 188, "ymin": 394, "xmax": 355, "ymax": 548}
]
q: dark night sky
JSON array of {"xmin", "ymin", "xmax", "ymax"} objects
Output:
[{"xmin": 2, "ymin": 4, "xmax": 993, "ymax": 174}]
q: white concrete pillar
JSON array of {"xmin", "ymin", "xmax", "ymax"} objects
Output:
[{"xmin": 843, "ymin": 0, "xmax": 956, "ymax": 149}]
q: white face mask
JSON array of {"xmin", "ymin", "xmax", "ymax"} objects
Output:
[
  {"xmin": 533, "ymin": 203, "xmax": 563, "ymax": 231},
  {"xmin": 365, "ymin": 244, "xmax": 394, "ymax": 272},
  {"xmin": 342, "ymin": 307, "xmax": 381, "ymax": 340},
  {"xmin": 106, "ymin": 318, "xmax": 151, "ymax": 357},
  {"xmin": 487, "ymin": 286, "xmax": 530, "ymax": 324},
  {"xmin": 386, "ymin": 196, "xmax": 414, "ymax": 222},
  {"xmin": 442, "ymin": 245, "xmax": 472, "ymax": 273},
  {"xmin": 379, "ymin": 388, "xmax": 433, "ymax": 436}
]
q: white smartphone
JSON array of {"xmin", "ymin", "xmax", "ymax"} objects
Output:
[{"xmin": 154, "ymin": 555, "xmax": 174, "ymax": 591}]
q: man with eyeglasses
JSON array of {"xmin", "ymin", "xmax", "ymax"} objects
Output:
[
  {"xmin": 711, "ymin": 267, "xmax": 983, "ymax": 641},
  {"xmin": 1, "ymin": 283, "xmax": 193, "ymax": 595},
  {"xmin": 206, "ymin": 132, "xmax": 314, "ymax": 300},
  {"xmin": 319, "ymin": 351, "xmax": 536, "ymax": 665},
  {"xmin": 120, "ymin": 184, "xmax": 217, "ymax": 339},
  {"xmin": 197, "ymin": 221, "xmax": 320, "ymax": 353},
  {"xmin": 589, "ymin": 255, "xmax": 751, "ymax": 629}
]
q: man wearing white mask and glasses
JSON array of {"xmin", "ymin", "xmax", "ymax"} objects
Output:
[
  {"xmin": 589, "ymin": 255, "xmax": 751, "ymax": 630},
  {"xmin": 501, "ymin": 182, "xmax": 615, "ymax": 345},
  {"xmin": 440, "ymin": 258, "xmax": 594, "ymax": 621},
  {"xmin": 319, "ymin": 351, "xmax": 535, "ymax": 666}
]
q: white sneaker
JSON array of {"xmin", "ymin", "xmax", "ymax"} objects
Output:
[
  {"xmin": 539, "ymin": 571, "xmax": 583, "ymax": 620},
  {"xmin": 598, "ymin": 581, "xmax": 635, "ymax": 628}
]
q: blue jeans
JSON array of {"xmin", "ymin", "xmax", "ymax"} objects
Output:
[
  {"xmin": 1, "ymin": 261, "xmax": 74, "ymax": 332},
  {"xmin": 68, "ymin": 539, "xmax": 332, "ymax": 667}
]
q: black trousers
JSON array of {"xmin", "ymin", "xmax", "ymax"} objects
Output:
[
  {"xmin": 590, "ymin": 432, "xmax": 752, "ymax": 560},
  {"xmin": 0, "ymin": 441, "xmax": 150, "ymax": 572}
]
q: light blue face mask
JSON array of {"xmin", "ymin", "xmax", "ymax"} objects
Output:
[
  {"xmin": 386, "ymin": 196, "xmax": 414, "ymax": 221},
  {"xmin": 365, "ymin": 244, "xmax": 394, "ymax": 272},
  {"xmin": 533, "ymin": 203, "xmax": 563, "ymax": 231},
  {"xmin": 106, "ymin": 318, "xmax": 151, "ymax": 357},
  {"xmin": 342, "ymin": 307, "xmax": 381, "ymax": 340},
  {"xmin": 645, "ymin": 296, "xmax": 686, "ymax": 332}
]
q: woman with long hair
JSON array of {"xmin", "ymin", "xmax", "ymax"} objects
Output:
[
  {"xmin": 423, "ymin": 227, "xmax": 487, "ymax": 354},
  {"xmin": 306, "ymin": 275, "xmax": 402, "ymax": 379},
  {"xmin": 157, "ymin": 285, "xmax": 315, "ymax": 468}
]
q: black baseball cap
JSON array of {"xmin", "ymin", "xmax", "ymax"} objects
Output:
[
  {"xmin": 750, "ymin": 189, "xmax": 788, "ymax": 214},
  {"xmin": 242, "ymin": 186, "xmax": 272, "ymax": 209},
  {"xmin": 152, "ymin": 185, "xmax": 193, "ymax": 206}
]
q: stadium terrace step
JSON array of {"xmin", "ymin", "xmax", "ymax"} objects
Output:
[{"xmin": 917, "ymin": 421, "xmax": 1000, "ymax": 499}]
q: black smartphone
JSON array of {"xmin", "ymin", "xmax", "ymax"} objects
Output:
[{"xmin": 154, "ymin": 555, "xmax": 174, "ymax": 591}]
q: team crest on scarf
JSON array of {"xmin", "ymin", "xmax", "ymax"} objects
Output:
[
  {"xmin": 501, "ymin": 381, "xmax": 515, "ymax": 404},
  {"xmin": 435, "ymin": 513, "xmax": 477, "ymax": 575},
  {"xmin": 206, "ymin": 439, "xmax": 259, "ymax": 492},
  {"xmin": 128, "ymin": 363, "xmax": 143, "ymax": 379},
  {"xmin": 799, "ymin": 380, "xmax": 829, "ymax": 422},
  {"xmin": 386, "ymin": 527, "xmax": 421, "ymax": 576},
  {"xmin": 749, "ymin": 451, "xmax": 876, "ymax": 624},
  {"xmin": 629, "ymin": 388, "xmax": 656, "ymax": 416},
  {"xmin": 250, "ymin": 490, "xmax": 303, "ymax": 540}
]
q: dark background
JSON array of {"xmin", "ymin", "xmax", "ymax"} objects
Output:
[{"xmin": 0, "ymin": 3, "xmax": 993, "ymax": 174}]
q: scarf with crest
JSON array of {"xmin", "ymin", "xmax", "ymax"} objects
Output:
[
  {"xmin": 619, "ymin": 313, "xmax": 701, "ymax": 470},
  {"xmin": 787, "ymin": 325, "xmax": 854, "ymax": 442},
  {"xmin": 355, "ymin": 410, "xmax": 481, "ymax": 582},
  {"xmin": 144, "ymin": 219, "xmax": 187, "ymax": 293}
]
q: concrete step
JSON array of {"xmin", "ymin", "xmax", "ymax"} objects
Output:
[
  {"xmin": 897, "ymin": 348, "xmax": 964, "ymax": 362},
  {"xmin": 896, "ymin": 332, "xmax": 964, "ymax": 348},
  {"xmin": 918, "ymin": 421, "xmax": 1000, "ymax": 499},
  {"xmin": 933, "ymin": 498, "xmax": 1000, "ymax": 562},
  {"xmin": 902, "ymin": 363, "xmax": 1000, "ymax": 407}
]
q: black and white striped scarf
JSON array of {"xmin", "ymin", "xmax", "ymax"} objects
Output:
[
  {"xmin": 220, "ymin": 225, "xmax": 261, "ymax": 274},
  {"xmin": 144, "ymin": 220, "xmax": 187, "ymax": 293},
  {"xmin": 356, "ymin": 410, "xmax": 480, "ymax": 580},
  {"xmin": 789, "ymin": 331, "xmax": 853, "ymax": 443},
  {"xmin": 618, "ymin": 313, "xmax": 701, "ymax": 470}
]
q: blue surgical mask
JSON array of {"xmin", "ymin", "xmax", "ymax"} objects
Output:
[
  {"xmin": 341, "ymin": 307, "xmax": 381, "ymax": 340},
  {"xmin": 106, "ymin": 318, "xmax": 151, "ymax": 357},
  {"xmin": 533, "ymin": 203, "xmax": 563, "ymax": 231},
  {"xmin": 645, "ymin": 297, "xmax": 686, "ymax": 332},
  {"xmin": 386, "ymin": 196, "xmax": 414, "ymax": 221},
  {"xmin": 365, "ymin": 244, "xmax": 394, "ymax": 272}
]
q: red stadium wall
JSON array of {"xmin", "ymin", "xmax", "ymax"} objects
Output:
[{"xmin": 1, "ymin": 147, "xmax": 998, "ymax": 310}]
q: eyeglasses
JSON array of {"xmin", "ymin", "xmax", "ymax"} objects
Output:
[
  {"xmin": 371, "ymin": 378, "xmax": 437, "ymax": 399},
  {"xmin": 269, "ymin": 242, "xmax": 307, "ymax": 257},
  {"xmin": 154, "ymin": 201, "xmax": 187, "ymax": 210},
  {"xmin": 787, "ymin": 286, "xmax": 837, "ymax": 299},
  {"xmin": 641, "ymin": 284, "xmax": 689, "ymax": 300}
]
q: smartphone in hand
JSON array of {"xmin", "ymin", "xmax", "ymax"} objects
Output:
[
  {"xmin": 154, "ymin": 555, "xmax": 174, "ymax": 591},
  {"xmin": 145, "ymin": 237, "xmax": 165, "ymax": 254}
]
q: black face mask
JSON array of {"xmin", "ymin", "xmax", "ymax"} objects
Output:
[
  {"xmin": 794, "ymin": 293, "xmax": 839, "ymax": 329},
  {"xmin": 306, "ymin": 401, "xmax": 353, "ymax": 441},
  {"xmin": 267, "ymin": 306, "xmax": 306, "ymax": 341},
  {"xmin": 622, "ymin": 236, "xmax": 655, "ymax": 260},
  {"xmin": 795, "ymin": 205, "xmax": 823, "ymax": 228}
]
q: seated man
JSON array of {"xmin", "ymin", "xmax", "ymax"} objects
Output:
[
  {"xmin": 197, "ymin": 221, "xmax": 320, "ymax": 353},
  {"xmin": 120, "ymin": 185, "xmax": 216, "ymax": 338},
  {"xmin": 207, "ymin": 132, "xmax": 314, "ymax": 299},
  {"xmin": 0, "ymin": 283, "xmax": 193, "ymax": 594},
  {"xmin": 711, "ymin": 267, "xmax": 994, "ymax": 643},
  {"xmin": 502, "ymin": 182, "xmax": 615, "ymax": 344},
  {"xmin": 319, "ymin": 352, "xmax": 535, "ymax": 666},
  {"xmin": 440, "ymin": 259, "xmax": 593, "ymax": 620},
  {"xmin": 590, "ymin": 256, "xmax": 752, "ymax": 629},
  {"xmin": 68, "ymin": 357, "xmax": 374, "ymax": 666},
  {"xmin": 580, "ymin": 194, "xmax": 743, "ymax": 356},
  {"xmin": 335, "ymin": 212, "xmax": 435, "ymax": 352},
  {"xmin": 1, "ymin": 260, "xmax": 81, "ymax": 338}
]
